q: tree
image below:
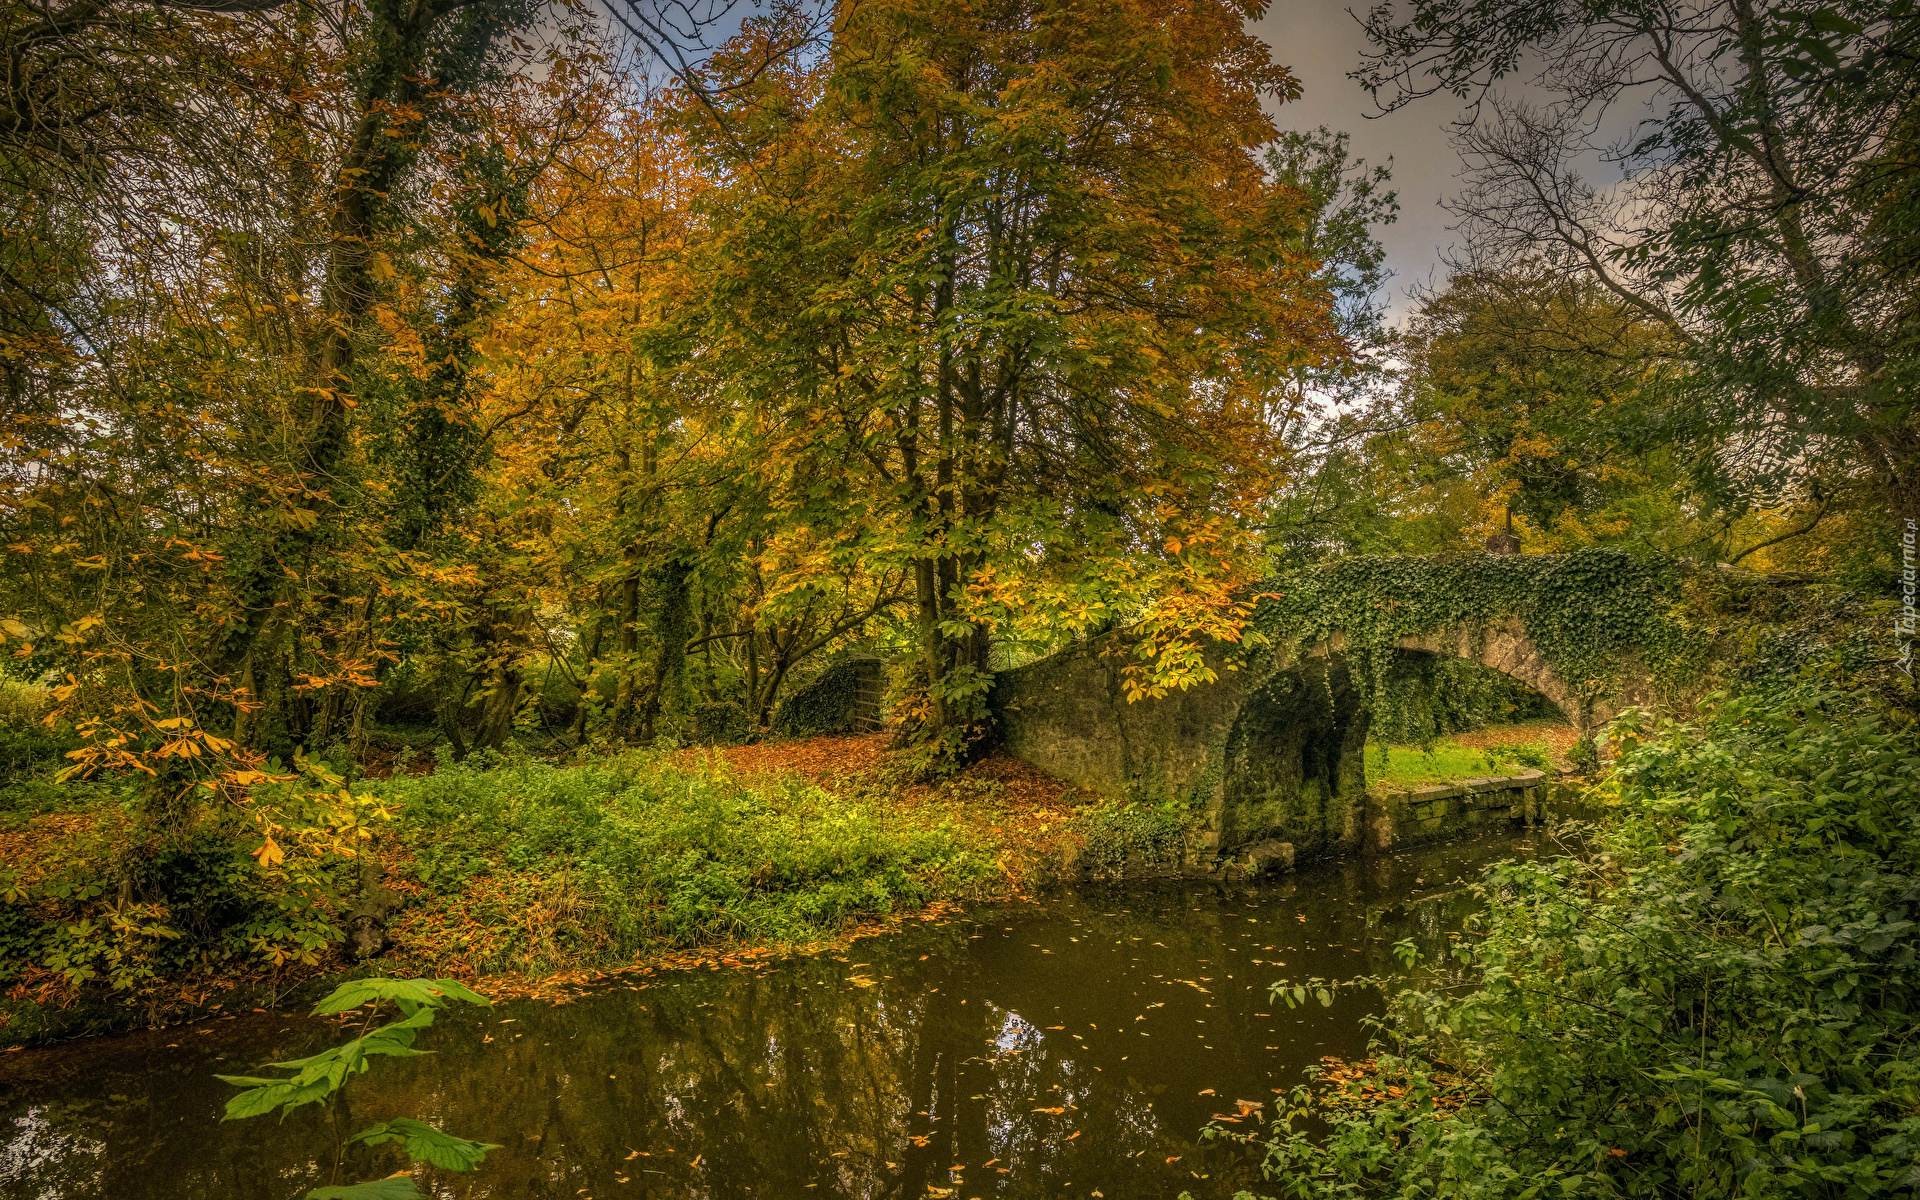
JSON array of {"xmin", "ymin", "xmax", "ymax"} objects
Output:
[
  {"xmin": 1397, "ymin": 268, "xmax": 1691, "ymax": 552},
  {"xmin": 678, "ymin": 0, "xmax": 1341, "ymax": 766},
  {"xmin": 0, "ymin": 0, "xmax": 599, "ymax": 854},
  {"xmin": 1354, "ymin": 0, "xmax": 1920, "ymax": 522}
]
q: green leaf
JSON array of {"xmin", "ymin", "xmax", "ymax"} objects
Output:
[
  {"xmin": 311, "ymin": 978, "xmax": 448, "ymax": 1016},
  {"xmin": 352, "ymin": 1117, "xmax": 501, "ymax": 1172},
  {"xmin": 222, "ymin": 1076, "xmax": 333, "ymax": 1120},
  {"xmin": 306, "ymin": 1177, "xmax": 425, "ymax": 1200},
  {"xmin": 426, "ymin": 978, "xmax": 492, "ymax": 1007}
]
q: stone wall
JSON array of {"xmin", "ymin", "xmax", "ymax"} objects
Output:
[
  {"xmin": 1360, "ymin": 770, "xmax": 1555, "ymax": 852},
  {"xmin": 1218, "ymin": 770, "xmax": 1579, "ymax": 880},
  {"xmin": 989, "ymin": 639, "xmax": 1370, "ymax": 857}
]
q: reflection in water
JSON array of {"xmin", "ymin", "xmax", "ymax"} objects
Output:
[{"xmin": 0, "ymin": 834, "xmax": 1540, "ymax": 1199}]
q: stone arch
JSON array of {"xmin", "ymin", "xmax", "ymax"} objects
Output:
[
  {"xmin": 1287, "ymin": 614, "xmax": 1655, "ymax": 734},
  {"xmin": 990, "ymin": 614, "xmax": 1653, "ymax": 863}
]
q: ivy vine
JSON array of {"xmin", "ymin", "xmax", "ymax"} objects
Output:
[
  {"xmin": 1247, "ymin": 549, "xmax": 1702, "ymax": 726},
  {"xmin": 769, "ymin": 655, "xmax": 886, "ymax": 739}
]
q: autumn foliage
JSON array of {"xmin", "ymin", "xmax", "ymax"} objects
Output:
[{"xmin": 0, "ymin": 0, "xmax": 1342, "ymax": 982}]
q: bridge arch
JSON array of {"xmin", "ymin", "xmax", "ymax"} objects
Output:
[{"xmin": 989, "ymin": 552, "xmax": 1674, "ymax": 864}]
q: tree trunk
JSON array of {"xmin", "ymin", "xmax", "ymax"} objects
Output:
[{"xmin": 474, "ymin": 605, "xmax": 531, "ymax": 752}]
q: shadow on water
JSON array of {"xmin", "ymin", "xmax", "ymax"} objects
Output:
[{"xmin": 0, "ymin": 832, "xmax": 1548, "ymax": 1199}]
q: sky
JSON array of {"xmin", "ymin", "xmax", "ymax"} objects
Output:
[{"xmin": 1248, "ymin": 1, "xmax": 1474, "ymax": 320}]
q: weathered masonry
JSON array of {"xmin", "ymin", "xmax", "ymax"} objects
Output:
[
  {"xmin": 990, "ymin": 552, "xmax": 1672, "ymax": 867},
  {"xmin": 1226, "ymin": 769, "xmax": 1568, "ymax": 878}
]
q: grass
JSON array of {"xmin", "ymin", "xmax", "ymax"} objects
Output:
[
  {"xmin": 366, "ymin": 748, "xmax": 1001, "ymax": 978},
  {"xmin": 1365, "ymin": 730, "xmax": 1555, "ymax": 788}
]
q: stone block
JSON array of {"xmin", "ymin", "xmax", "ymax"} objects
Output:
[{"xmin": 1242, "ymin": 839, "xmax": 1296, "ymax": 876}]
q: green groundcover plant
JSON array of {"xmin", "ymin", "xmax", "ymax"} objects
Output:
[
  {"xmin": 372, "ymin": 751, "xmax": 993, "ymax": 964},
  {"xmin": 1223, "ymin": 685, "xmax": 1920, "ymax": 1198}
]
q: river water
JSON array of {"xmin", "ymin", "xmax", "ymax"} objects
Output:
[{"xmin": 0, "ymin": 832, "xmax": 1541, "ymax": 1200}]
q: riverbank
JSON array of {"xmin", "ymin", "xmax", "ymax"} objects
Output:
[{"xmin": 0, "ymin": 736, "xmax": 1115, "ymax": 1047}]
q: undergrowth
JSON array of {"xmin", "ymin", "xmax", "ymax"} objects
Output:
[
  {"xmin": 361, "ymin": 750, "xmax": 994, "ymax": 974},
  {"xmin": 1231, "ymin": 685, "xmax": 1920, "ymax": 1198},
  {"xmin": 1068, "ymin": 800, "xmax": 1189, "ymax": 876},
  {"xmin": 0, "ymin": 746, "xmax": 999, "ymax": 1020}
]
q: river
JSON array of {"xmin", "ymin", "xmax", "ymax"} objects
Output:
[{"xmin": 0, "ymin": 831, "xmax": 1544, "ymax": 1200}]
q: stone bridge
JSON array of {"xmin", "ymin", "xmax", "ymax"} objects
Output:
[{"xmin": 989, "ymin": 612, "xmax": 1655, "ymax": 866}]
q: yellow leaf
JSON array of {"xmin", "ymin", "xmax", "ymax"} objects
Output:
[{"xmin": 252, "ymin": 837, "xmax": 285, "ymax": 868}]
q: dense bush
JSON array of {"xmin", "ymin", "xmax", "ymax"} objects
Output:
[
  {"xmin": 1237, "ymin": 687, "xmax": 1920, "ymax": 1197},
  {"xmin": 688, "ymin": 700, "xmax": 755, "ymax": 746},
  {"xmin": 2, "ymin": 818, "xmax": 340, "ymax": 990},
  {"xmin": 0, "ymin": 681, "xmax": 74, "ymax": 810},
  {"xmin": 2, "ymin": 745, "xmax": 996, "ymax": 997},
  {"xmin": 368, "ymin": 751, "xmax": 991, "ymax": 965}
]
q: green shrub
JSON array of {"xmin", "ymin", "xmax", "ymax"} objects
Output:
[
  {"xmin": 1237, "ymin": 687, "xmax": 1920, "ymax": 1198},
  {"xmin": 0, "ymin": 680, "xmax": 50, "ymax": 728},
  {"xmin": 688, "ymin": 700, "xmax": 754, "ymax": 746},
  {"xmin": 0, "ymin": 681, "xmax": 73, "ymax": 799},
  {"xmin": 1502, "ymin": 740, "xmax": 1550, "ymax": 770}
]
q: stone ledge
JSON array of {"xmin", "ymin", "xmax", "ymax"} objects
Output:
[{"xmin": 1380, "ymin": 768, "xmax": 1550, "ymax": 798}]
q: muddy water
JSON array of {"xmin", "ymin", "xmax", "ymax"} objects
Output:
[{"xmin": 0, "ymin": 833, "xmax": 1541, "ymax": 1200}]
